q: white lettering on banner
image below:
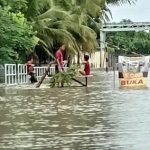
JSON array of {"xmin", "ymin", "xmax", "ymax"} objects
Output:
[
  {"xmin": 120, "ymin": 78, "xmax": 145, "ymax": 86},
  {"xmin": 123, "ymin": 73, "xmax": 143, "ymax": 79}
]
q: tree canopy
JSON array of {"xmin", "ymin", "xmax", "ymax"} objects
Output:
[
  {"xmin": 106, "ymin": 19, "xmax": 150, "ymax": 55},
  {"xmin": 0, "ymin": 0, "xmax": 137, "ymax": 64},
  {"xmin": 0, "ymin": 7, "xmax": 38, "ymax": 63}
]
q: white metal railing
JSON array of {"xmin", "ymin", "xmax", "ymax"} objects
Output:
[
  {"xmin": 33, "ymin": 66, "xmax": 56, "ymax": 82},
  {"xmin": 34, "ymin": 66, "xmax": 47, "ymax": 78},
  {"xmin": 4, "ymin": 64, "xmax": 69, "ymax": 85},
  {"xmin": 103, "ymin": 22, "xmax": 150, "ymax": 27},
  {"xmin": 34, "ymin": 66, "xmax": 55, "ymax": 78},
  {"xmin": 17, "ymin": 64, "xmax": 28, "ymax": 84},
  {"xmin": 101, "ymin": 22, "xmax": 150, "ymax": 32},
  {"xmin": 5, "ymin": 64, "xmax": 17, "ymax": 85},
  {"xmin": 4, "ymin": 64, "xmax": 52, "ymax": 85},
  {"xmin": 34, "ymin": 66, "xmax": 68, "ymax": 78}
]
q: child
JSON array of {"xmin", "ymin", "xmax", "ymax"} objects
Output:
[
  {"xmin": 79, "ymin": 55, "xmax": 90, "ymax": 75},
  {"xmin": 26, "ymin": 57, "xmax": 37, "ymax": 83}
]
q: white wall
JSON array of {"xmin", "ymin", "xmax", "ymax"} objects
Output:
[{"xmin": 73, "ymin": 51, "xmax": 107, "ymax": 68}]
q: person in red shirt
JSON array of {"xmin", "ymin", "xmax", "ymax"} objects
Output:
[
  {"xmin": 79, "ymin": 55, "xmax": 90, "ymax": 75},
  {"xmin": 55, "ymin": 44, "xmax": 65, "ymax": 73},
  {"xmin": 27, "ymin": 57, "xmax": 34, "ymax": 75},
  {"xmin": 26, "ymin": 56, "xmax": 37, "ymax": 83}
]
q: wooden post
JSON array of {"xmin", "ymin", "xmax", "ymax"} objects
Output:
[
  {"xmin": 71, "ymin": 78, "xmax": 86, "ymax": 86},
  {"xmin": 113, "ymin": 55, "xmax": 116, "ymax": 88},
  {"xmin": 85, "ymin": 77, "xmax": 87, "ymax": 87}
]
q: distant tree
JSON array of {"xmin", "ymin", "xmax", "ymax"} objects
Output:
[
  {"xmin": 106, "ymin": 19, "xmax": 150, "ymax": 55},
  {"xmin": 106, "ymin": 0, "xmax": 136, "ymax": 5},
  {"xmin": 0, "ymin": 0, "xmax": 138, "ymax": 63},
  {"xmin": 120, "ymin": 19, "xmax": 133, "ymax": 23}
]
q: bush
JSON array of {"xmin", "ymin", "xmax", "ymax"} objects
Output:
[
  {"xmin": 0, "ymin": 7, "xmax": 38, "ymax": 64},
  {"xmin": 50, "ymin": 65, "xmax": 79, "ymax": 87}
]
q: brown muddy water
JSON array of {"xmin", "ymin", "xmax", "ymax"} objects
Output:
[{"xmin": 0, "ymin": 71, "xmax": 150, "ymax": 150}]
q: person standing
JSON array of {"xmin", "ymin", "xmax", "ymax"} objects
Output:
[
  {"xmin": 55, "ymin": 44, "xmax": 66, "ymax": 73},
  {"xmin": 26, "ymin": 56, "xmax": 37, "ymax": 83}
]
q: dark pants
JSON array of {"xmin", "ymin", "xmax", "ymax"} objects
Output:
[
  {"xmin": 29, "ymin": 72, "xmax": 37, "ymax": 83},
  {"xmin": 55, "ymin": 65, "xmax": 59, "ymax": 74},
  {"xmin": 55, "ymin": 65, "xmax": 64, "ymax": 73}
]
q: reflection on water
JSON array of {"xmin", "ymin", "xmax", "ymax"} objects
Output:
[{"xmin": 0, "ymin": 71, "xmax": 150, "ymax": 150}]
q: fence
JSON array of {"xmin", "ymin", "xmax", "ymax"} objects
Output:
[
  {"xmin": 0, "ymin": 65, "xmax": 5, "ymax": 83},
  {"xmin": 5, "ymin": 64, "xmax": 17, "ymax": 85},
  {"xmin": 34, "ymin": 66, "xmax": 55, "ymax": 78},
  {"xmin": 17, "ymin": 64, "xmax": 28, "ymax": 84},
  {"xmin": 4, "ymin": 64, "xmax": 61, "ymax": 86}
]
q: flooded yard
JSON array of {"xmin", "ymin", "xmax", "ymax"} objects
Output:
[{"xmin": 0, "ymin": 71, "xmax": 150, "ymax": 150}]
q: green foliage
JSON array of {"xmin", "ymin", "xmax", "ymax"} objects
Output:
[
  {"xmin": 0, "ymin": 7, "xmax": 38, "ymax": 64},
  {"xmin": 0, "ymin": 47, "xmax": 18, "ymax": 64},
  {"xmin": 105, "ymin": 19, "xmax": 150, "ymax": 55},
  {"xmin": 0, "ymin": 0, "xmax": 28, "ymax": 13},
  {"xmin": 107, "ymin": 30, "xmax": 150, "ymax": 55},
  {"xmin": 0, "ymin": 0, "xmax": 137, "ymax": 63},
  {"xmin": 50, "ymin": 65, "xmax": 79, "ymax": 87},
  {"xmin": 25, "ymin": 0, "xmax": 109, "ymax": 54}
]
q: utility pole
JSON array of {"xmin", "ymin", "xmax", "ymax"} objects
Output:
[{"xmin": 100, "ymin": 30, "xmax": 106, "ymax": 68}]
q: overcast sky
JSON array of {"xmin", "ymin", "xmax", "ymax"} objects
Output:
[{"xmin": 109, "ymin": 0, "xmax": 150, "ymax": 22}]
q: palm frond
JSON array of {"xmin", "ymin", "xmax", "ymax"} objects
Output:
[{"xmin": 37, "ymin": 7, "xmax": 71, "ymax": 20}]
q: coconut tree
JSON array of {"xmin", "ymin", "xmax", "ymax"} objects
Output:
[
  {"xmin": 24, "ymin": 0, "xmax": 101, "ymax": 59},
  {"xmin": 23, "ymin": 0, "xmax": 137, "ymax": 60}
]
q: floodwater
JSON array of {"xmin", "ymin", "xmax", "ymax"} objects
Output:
[{"xmin": 0, "ymin": 71, "xmax": 150, "ymax": 150}]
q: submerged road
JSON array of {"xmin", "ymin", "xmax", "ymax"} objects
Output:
[{"xmin": 0, "ymin": 71, "xmax": 150, "ymax": 150}]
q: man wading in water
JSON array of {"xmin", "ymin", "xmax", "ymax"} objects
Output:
[
  {"xmin": 26, "ymin": 56, "xmax": 38, "ymax": 83},
  {"xmin": 55, "ymin": 44, "xmax": 67, "ymax": 87},
  {"xmin": 55, "ymin": 44, "xmax": 66, "ymax": 73}
]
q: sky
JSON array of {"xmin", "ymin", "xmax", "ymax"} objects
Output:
[{"xmin": 109, "ymin": 0, "xmax": 150, "ymax": 22}]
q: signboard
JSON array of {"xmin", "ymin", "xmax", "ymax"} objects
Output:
[
  {"xmin": 118, "ymin": 56, "xmax": 150, "ymax": 88},
  {"xmin": 119, "ymin": 72, "xmax": 147, "ymax": 87}
]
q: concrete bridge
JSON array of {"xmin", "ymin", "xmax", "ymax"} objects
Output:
[
  {"xmin": 100, "ymin": 22, "xmax": 150, "ymax": 48},
  {"xmin": 101, "ymin": 22, "xmax": 150, "ymax": 32}
]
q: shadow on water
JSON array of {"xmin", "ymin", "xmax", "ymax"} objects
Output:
[{"xmin": 0, "ymin": 71, "xmax": 150, "ymax": 150}]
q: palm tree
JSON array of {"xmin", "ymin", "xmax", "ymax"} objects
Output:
[
  {"xmin": 24, "ymin": 0, "xmax": 137, "ymax": 61},
  {"xmin": 24, "ymin": 0, "xmax": 101, "ymax": 57}
]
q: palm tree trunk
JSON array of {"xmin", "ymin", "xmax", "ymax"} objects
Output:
[{"xmin": 77, "ymin": 52, "xmax": 80, "ymax": 64}]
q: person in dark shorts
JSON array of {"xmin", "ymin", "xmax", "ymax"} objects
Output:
[{"xmin": 26, "ymin": 56, "xmax": 37, "ymax": 83}]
